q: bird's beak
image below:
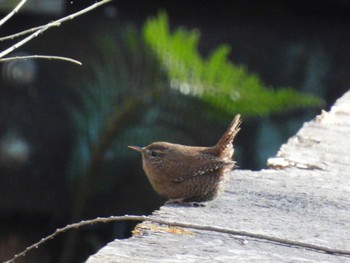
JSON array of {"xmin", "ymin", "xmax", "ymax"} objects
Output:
[{"xmin": 128, "ymin": 145, "xmax": 143, "ymax": 153}]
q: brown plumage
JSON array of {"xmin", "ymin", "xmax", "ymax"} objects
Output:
[{"xmin": 128, "ymin": 114, "xmax": 241, "ymax": 203}]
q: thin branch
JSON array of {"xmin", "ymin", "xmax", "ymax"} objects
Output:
[
  {"xmin": 4, "ymin": 215, "xmax": 350, "ymax": 263},
  {"xmin": 0, "ymin": 0, "xmax": 27, "ymax": 27},
  {"xmin": 0, "ymin": 24, "xmax": 59, "ymax": 42},
  {"xmin": 0, "ymin": 0, "xmax": 113, "ymax": 58},
  {"xmin": 0, "ymin": 55, "xmax": 82, "ymax": 65}
]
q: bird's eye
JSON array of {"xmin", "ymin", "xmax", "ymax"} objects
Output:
[{"xmin": 150, "ymin": 151, "xmax": 157, "ymax": 157}]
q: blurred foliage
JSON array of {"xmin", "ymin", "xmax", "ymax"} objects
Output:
[
  {"xmin": 67, "ymin": 27, "xmax": 163, "ymax": 183},
  {"xmin": 143, "ymin": 12, "xmax": 324, "ymax": 116}
]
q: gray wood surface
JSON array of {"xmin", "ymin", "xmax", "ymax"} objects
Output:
[{"xmin": 87, "ymin": 91, "xmax": 350, "ymax": 263}]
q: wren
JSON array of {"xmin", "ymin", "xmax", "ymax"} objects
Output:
[{"xmin": 128, "ymin": 114, "xmax": 241, "ymax": 203}]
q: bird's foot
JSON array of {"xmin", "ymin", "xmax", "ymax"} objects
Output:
[{"xmin": 165, "ymin": 199, "xmax": 205, "ymax": 207}]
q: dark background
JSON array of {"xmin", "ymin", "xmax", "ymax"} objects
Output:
[{"xmin": 0, "ymin": 0, "xmax": 349, "ymax": 262}]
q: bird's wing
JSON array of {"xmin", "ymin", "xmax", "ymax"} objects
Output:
[{"xmin": 172, "ymin": 160, "xmax": 234, "ymax": 183}]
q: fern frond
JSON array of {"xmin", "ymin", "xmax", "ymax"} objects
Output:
[{"xmin": 143, "ymin": 12, "xmax": 324, "ymax": 116}]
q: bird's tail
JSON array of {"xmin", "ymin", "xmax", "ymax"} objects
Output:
[{"xmin": 214, "ymin": 114, "xmax": 241, "ymax": 157}]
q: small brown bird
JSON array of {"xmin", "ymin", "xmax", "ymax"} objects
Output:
[{"xmin": 128, "ymin": 114, "xmax": 241, "ymax": 203}]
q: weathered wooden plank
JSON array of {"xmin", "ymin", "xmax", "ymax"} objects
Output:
[
  {"xmin": 269, "ymin": 90, "xmax": 350, "ymax": 172},
  {"xmin": 87, "ymin": 90, "xmax": 350, "ymax": 263}
]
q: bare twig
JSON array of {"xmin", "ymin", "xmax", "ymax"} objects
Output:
[
  {"xmin": 0, "ymin": 55, "xmax": 82, "ymax": 65},
  {"xmin": 0, "ymin": 0, "xmax": 113, "ymax": 41},
  {"xmin": 0, "ymin": 24, "xmax": 53, "ymax": 42},
  {"xmin": 4, "ymin": 214, "xmax": 350, "ymax": 263},
  {"xmin": 0, "ymin": 0, "xmax": 27, "ymax": 27},
  {"xmin": 0, "ymin": 23, "xmax": 63, "ymax": 43},
  {"xmin": 0, "ymin": 0, "xmax": 113, "ymax": 58}
]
